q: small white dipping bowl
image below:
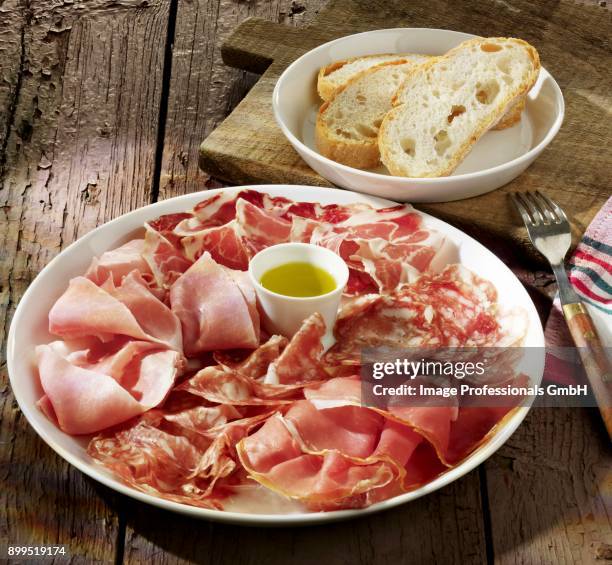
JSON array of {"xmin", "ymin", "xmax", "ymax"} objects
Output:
[
  {"xmin": 248, "ymin": 242, "xmax": 349, "ymax": 349},
  {"xmin": 272, "ymin": 28, "xmax": 564, "ymax": 203}
]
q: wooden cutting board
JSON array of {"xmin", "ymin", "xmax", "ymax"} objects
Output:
[{"xmin": 199, "ymin": 0, "xmax": 611, "ymax": 259}]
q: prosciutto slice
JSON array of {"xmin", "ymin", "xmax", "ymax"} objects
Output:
[
  {"xmin": 142, "ymin": 224, "xmax": 192, "ymax": 289},
  {"xmin": 37, "ymin": 342, "xmax": 180, "ymax": 434},
  {"xmin": 103, "ymin": 271, "xmax": 183, "ymax": 352},
  {"xmin": 236, "ymin": 410, "xmax": 397, "ymax": 510},
  {"xmin": 235, "ymin": 199, "xmax": 292, "ymax": 251},
  {"xmin": 303, "ymin": 375, "xmax": 521, "ymax": 468},
  {"xmin": 236, "ymin": 395, "xmax": 452, "ymax": 510},
  {"xmin": 170, "ymin": 252, "xmax": 259, "ymax": 354},
  {"xmin": 181, "ymin": 220, "xmax": 250, "ymax": 269}
]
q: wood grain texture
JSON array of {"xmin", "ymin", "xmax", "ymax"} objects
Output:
[
  {"xmin": 0, "ymin": 0, "xmax": 170, "ymax": 559},
  {"xmin": 158, "ymin": 0, "xmax": 327, "ymax": 200},
  {"xmin": 485, "ymin": 407, "xmax": 612, "ymax": 564},
  {"xmin": 199, "ymin": 0, "xmax": 611, "ymax": 261},
  {"xmin": 0, "ymin": 0, "xmax": 24, "ymax": 157}
]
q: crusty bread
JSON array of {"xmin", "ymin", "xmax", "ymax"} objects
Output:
[
  {"xmin": 316, "ymin": 59, "xmax": 424, "ymax": 169},
  {"xmin": 493, "ymin": 96, "xmax": 525, "ymax": 129},
  {"xmin": 379, "ymin": 38, "xmax": 540, "ymax": 177},
  {"xmin": 317, "ymin": 53, "xmax": 430, "ymax": 101}
]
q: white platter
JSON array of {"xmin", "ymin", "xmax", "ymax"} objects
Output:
[
  {"xmin": 273, "ymin": 28, "xmax": 564, "ymax": 202},
  {"xmin": 7, "ymin": 184, "xmax": 544, "ymax": 525}
]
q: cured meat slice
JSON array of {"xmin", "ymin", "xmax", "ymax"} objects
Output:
[
  {"xmin": 284, "ymin": 400, "xmax": 384, "ymax": 458},
  {"xmin": 265, "ymin": 313, "xmax": 329, "ymax": 385},
  {"xmin": 37, "ymin": 343, "xmax": 180, "ymax": 434},
  {"xmin": 142, "ymin": 224, "xmax": 192, "ymax": 289},
  {"xmin": 170, "ymin": 252, "xmax": 259, "ymax": 354},
  {"xmin": 222, "ymin": 268, "xmax": 260, "ymax": 334},
  {"xmin": 214, "ymin": 334, "xmax": 288, "ymax": 379},
  {"xmin": 88, "ymin": 410, "xmax": 271, "ymax": 508},
  {"xmin": 328, "ymin": 264, "xmax": 501, "ymax": 363},
  {"xmin": 177, "ymin": 366, "xmax": 303, "ymax": 406},
  {"xmin": 178, "ymin": 190, "xmax": 292, "ymax": 236},
  {"xmin": 85, "ymin": 239, "xmax": 152, "ymax": 286},
  {"xmin": 313, "ymin": 231, "xmax": 446, "ymax": 293},
  {"xmin": 149, "ymin": 212, "xmax": 192, "ymax": 233},
  {"xmin": 340, "ymin": 204, "xmax": 422, "ymax": 237},
  {"xmin": 236, "ymin": 412, "xmax": 396, "ymax": 509},
  {"xmin": 288, "ymin": 216, "xmax": 322, "ymax": 243},
  {"xmin": 103, "ymin": 271, "xmax": 183, "ymax": 352},
  {"xmin": 163, "ymin": 404, "xmax": 244, "ymax": 436},
  {"xmin": 350, "ymin": 235, "xmax": 446, "ymax": 291},
  {"xmin": 304, "ymin": 376, "xmax": 453, "ymax": 464},
  {"xmin": 180, "ymin": 220, "xmax": 250, "ymax": 269},
  {"xmin": 237, "ymin": 398, "xmax": 445, "ymax": 509},
  {"xmin": 303, "ymin": 375, "xmax": 520, "ymax": 468},
  {"xmin": 48, "ymin": 275, "xmax": 182, "ymax": 350},
  {"xmin": 235, "ymin": 199, "xmax": 292, "ymax": 250}
]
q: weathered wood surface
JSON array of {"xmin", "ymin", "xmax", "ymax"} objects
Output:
[
  {"xmin": 0, "ymin": 0, "xmax": 170, "ymax": 561},
  {"xmin": 486, "ymin": 407, "xmax": 612, "ymax": 564},
  {"xmin": 159, "ymin": 0, "xmax": 327, "ymax": 200},
  {"xmin": 199, "ymin": 0, "xmax": 612, "ymax": 261},
  {"xmin": 0, "ymin": 1, "xmax": 610, "ymax": 564}
]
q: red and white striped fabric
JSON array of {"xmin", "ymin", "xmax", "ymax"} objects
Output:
[{"xmin": 544, "ymin": 197, "xmax": 611, "ymax": 382}]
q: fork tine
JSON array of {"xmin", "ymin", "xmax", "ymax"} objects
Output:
[
  {"xmin": 514, "ymin": 192, "xmax": 541, "ymax": 225},
  {"xmin": 531, "ymin": 191, "xmax": 557, "ymax": 224},
  {"xmin": 535, "ymin": 190, "xmax": 568, "ymax": 224},
  {"xmin": 510, "ymin": 193, "xmax": 534, "ymax": 226},
  {"xmin": 522, "ymin": 192, "xmax": 547, "ymax": 225}
]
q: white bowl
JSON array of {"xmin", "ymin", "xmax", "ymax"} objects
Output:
[
  {"xmin": 248, "ymin": 242, "xmax": 349, "ymax": 350},
  {"xmin": 7, "ymin": 185, "xmax": 544, "ymax": 525},
  {"xmin": 272, "ymin": 28, "xmax": 564, "ymax": 202}
]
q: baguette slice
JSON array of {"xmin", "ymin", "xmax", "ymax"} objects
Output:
[
  {"xmin": 379, "ymin": 38, "xmax": 540, "ymax": 177},
  {"xmin": 316, "ymin": 59, "xmax": 425, "ymax": 169},
  {"xmin": 319, "ymin": 53, "xmax": 526, "ymax": 133},
  {"xmin": 317, "ymin": 53, "xmax": 430, "ymax": 101}
]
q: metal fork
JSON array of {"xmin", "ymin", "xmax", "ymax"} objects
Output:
[{"xmin": 511, "ymin": 191, "xmax": 612, "ymax": 440}]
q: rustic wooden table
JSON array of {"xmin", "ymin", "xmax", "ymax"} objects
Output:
[{"xmin": 0, "ymin": 1, "xmax": 610, "ymax": 563}]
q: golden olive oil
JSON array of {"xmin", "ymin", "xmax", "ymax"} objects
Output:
[{"xmin": 260, "ymin": 262, "xmax": 336, "ymax": 297}]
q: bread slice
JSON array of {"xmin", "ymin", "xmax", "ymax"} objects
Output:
[
  {"xmin": 318, "ymin": 53, "xmax": 526, "ymax": 137},
  {"xmin": 317, "ymin": 53, "xmax": 430, "ymax": 101},
  {"xmin": 316, "ymin": 59, "xmax": 425, "ymax": 169},
  {"xmin": 378, "ymin": 38, "xmax": 540, "ymax": 177},
  {"xmin": 493, "ymin": 96, "xmax": 525, "ymax": 129}
]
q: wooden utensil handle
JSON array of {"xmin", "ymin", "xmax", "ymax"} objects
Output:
[{"xmin": 563, "ymin": 303, "xmax": 612, "ymax": 440}]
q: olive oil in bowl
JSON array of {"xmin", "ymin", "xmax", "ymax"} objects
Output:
[{"xmin": 260, "ymin": 262, "xmax": 336, "ymax": 298}]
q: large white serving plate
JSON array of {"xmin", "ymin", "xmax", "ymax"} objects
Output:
[
  {"xmin": 8, "ymin": 185, "xmax": 544, "ymax": 525},
  {"xmin": 273, "ymin": 28, "xmax": 564, "ymax": 202}
]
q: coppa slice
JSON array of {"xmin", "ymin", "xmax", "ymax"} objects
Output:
[
  {"xmin": 316, "ymin": 60, "xmax": 421, "ymax": 169},
  {"xmin": 379, "ymin": 37, "xmax": 540, "ymax": 177}
]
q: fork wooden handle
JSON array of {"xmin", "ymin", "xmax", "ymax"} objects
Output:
[{"xmin": 563, "ymin": 303, "xmax": 612, "ymax": 440}]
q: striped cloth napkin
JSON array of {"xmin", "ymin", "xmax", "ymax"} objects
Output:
[{"xmin": 544, "ymin": 197, "xmax": 611, "ymax": 383}]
